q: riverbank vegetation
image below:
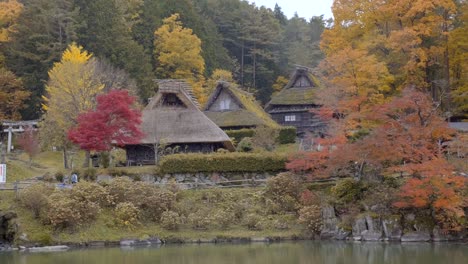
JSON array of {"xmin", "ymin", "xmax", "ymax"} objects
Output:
[{"xmin": 0, "ymin": 174, "xmax": 323, "ymax": 245}]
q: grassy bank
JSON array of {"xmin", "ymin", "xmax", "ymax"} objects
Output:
[{"xmin": 0, "ymin": 184, "xmax": 310, "ymax": 246}]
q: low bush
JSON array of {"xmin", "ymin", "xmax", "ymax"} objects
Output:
[
  {"xmin": 331, "ymin": 178, "xmax": 366, "ymax": 205},
  {"xmin": 188, "ymin": 210, "xmax": 212, "ymax": 230},
  {"xmin": 47, "ymin": 190, "xmax": 101, "ymax": 230},
  {"xmin": 212, "ymin": 209, "xmax": 235, "ymax": 229},
  {"xmin": 80, "ymin": 168, "xmax": 97, "ymax": 181},
  {"xmin": 54, "ymin": 171, "xmax": 64, "ymax": 182},
  {"xmin": 298, "ymin": 205, "xmax": 322, "ymax": 234},
  {"xmin": 160, "ymin": 210, "xmax": 182, "ymax": 230},
  {"xmin": 158, "ymin": 153, "xmax": 287, "ymax": 174},
  {"xmin": 107, "ymin": 178, "xmax": 176, "ymax": 221},
  {"xmin": 252, "ymin": 125, "xmax": 279, "ymax": 151},
  {"xmin": 20, "ymin": 183, "xmax": 54, "ymax": 218},
  {"xmin": 264, "ymin": 172, "xmax": 303, "ymax": 213},
  {"xmin": 71, "ymin": 181, "xmax": 112, "ymax": 207},
  {"xmin": 107, "ymin": 168, "xmax": 126, "ymax": 177},
  {"xmin": 236, "ymin": 137, "xmax": 253, "ymax": 152},
  {"xmin": 225, "ymin": 127, "xmax": 296, "ymax": 145},
  {"xmin": 114, "ymin": 202, "xmax": 140, "ymax": 229},
  {"xmin": 243, "ymin": 213, "xmax": 263, "ymax": 230},
  {"xmin": 225, "ymin": 129, "xmax": 255, "ymax": 144}
]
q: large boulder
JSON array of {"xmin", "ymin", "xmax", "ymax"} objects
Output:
[
  {"xmin": 352, "ymin": 216, "xmax": 367, "ymax": 241},
  {"xmin": 382, "ymin": 216, "xmax": 402, "ymax": 241},
  {"xmin": 432, "ymin": 227, "xmax": 466, "ymax": 242},
  {"xmin": 320, "ymin": 206, "xmax": 350, "ymax": 240},
  {"xmin": 351, "ymin": 213, "xmax": 384, "ymax": 241},
  {"xmin": 361, "ymin": 215, "xmax": 383, "ymax": 241},
  {"xmin": 401, "ymin": 231, "xmax": 431, "ymax": 242}
]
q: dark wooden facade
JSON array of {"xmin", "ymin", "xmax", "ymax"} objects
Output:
[
  {"xmin": 269, "ymin": 109, "xmax": 326, "ymax": 136},
  {"xmin": 265, "ymin": 68, "xmax": 326, "ymax": 137}
]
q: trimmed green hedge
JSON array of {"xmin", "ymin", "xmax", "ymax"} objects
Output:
[
  {"xmin": 277, "ymin": 126, "xmax": 296, "ymax": 144},
  {"xmin": 225, "ymin": 129, "xmax": 255, "ymax": 143},
  {"xmin": 225, "ymin": 126, "xmax": 297, "ymax": 145},
  {"xmin": 157, "ymin": 153, "xmax": 288, "ymax": 174}
]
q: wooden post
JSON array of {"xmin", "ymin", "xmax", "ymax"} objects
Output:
[
  {"xmin": 7, "ymin": 127, "xmax": 12, "ymax": 153},
  {"xmin": 14, "ymin": 180, "xmax": 18, "ymax": 199}
]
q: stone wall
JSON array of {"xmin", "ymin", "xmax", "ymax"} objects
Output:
[
  {"xmin": 319, "ymin": 206, "xmax": 466, "ymax": 242},
  {"xmin": 97, "ymin": 172, "xmax": 273, "ymax": 189}
]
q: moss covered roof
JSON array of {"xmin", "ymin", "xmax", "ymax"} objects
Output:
[
  {"xmin": 268, "ymin": 88, "xmax": 316, "ymax": 105},
  {"xmin": 266, "ymin": 68, "xmax": 320, "ymax": 108},
  {"xmin": 204, "ymin": 82, "xmax": 279, "ymax": 128}
]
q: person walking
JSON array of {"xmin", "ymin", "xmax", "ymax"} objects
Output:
[{"xmin": 71, "ymin": 173, "xmax": 78, "ymax": 184}]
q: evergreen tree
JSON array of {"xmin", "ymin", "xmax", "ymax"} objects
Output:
[
  {"xmin": 6, "ymin": 0, "xmax": 80, "ymax": 119},
  {"xmin": 74, "ymin": 0, "xmax": 155, "ymax": 101}
]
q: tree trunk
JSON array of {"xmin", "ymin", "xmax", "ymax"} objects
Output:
[
  {"xmin": 83, "ymin": 150, "xmax": 90, "ymax": 168},
  {"xmin": 63, "ymin": 148, "xmax": 69, "ymax": 169},
  {"xmin": 241, "ymin": 43, "xmax": 245, "ymax": 88},
  {"xmin": 252, "ymin": 43, "xmax": 256, "ymax": 91},
  {"xmin": 153, "ymin": 143, "xmax": 159, "ymax": 165},
  {"xmin": 0, "ymin": 143, "xmax": 5, "ymax": 164}
]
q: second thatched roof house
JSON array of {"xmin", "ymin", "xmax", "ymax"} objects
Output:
[
  {"xmin": 265, "ymin": 67, "xmax": 325, "ymax": 136},
  {"xmin": 125, "ymin": 80, "xmax": 234, "ymax": 165},
  {"xmin": 204, "ymin": 82, "xmax": 279, "ymax": 130}
]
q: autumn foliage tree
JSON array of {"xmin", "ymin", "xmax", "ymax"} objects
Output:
[
  {"xmin": 68, "ymin": 90, "xmax": 143, "ymax": 153},
  {"xmin": 287, "ymin": 88, "xmax": 466, "ymax": 229},
  {"xmin": 0, "ymin": 69, "xmax": 30, "ymax": 120},
  {"xmin": 40, "ymin": 43, "xmax": 104, "ymax": 168},
  {"xmin": 0, "ymin": 0, "xmax": 23, "ymax": 44},
  {"xmin": 153, "ymin": 13, "xmax": 206, "ymax": 105},
  {"xmin": 17, "ymin": 126, "xmax": 40, "ymax": 167},
  {"xmin": 321, "ymin": 0, "xmax": 461, "ymax": 109}
]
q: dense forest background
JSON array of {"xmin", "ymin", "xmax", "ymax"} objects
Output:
[
  {"xmin": 0, "ymin": 0, "xmax": 466, "ymax": 120},
  {"xmin": 0, "ymin": 0, "xmax": 328, "ymax": 119}
]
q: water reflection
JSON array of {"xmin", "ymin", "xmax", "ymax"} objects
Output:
[{"xmin": 0, "ymin": 241, "xmax": 467, "ymax": 264}]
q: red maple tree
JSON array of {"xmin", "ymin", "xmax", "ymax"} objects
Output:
[
  {"xmin": 68, "ymin": 90, "xmax": 144, "ymax": 152},
  {"xmin": 288, "ymin": 88, "xmax": 466, "ymax": 230}
]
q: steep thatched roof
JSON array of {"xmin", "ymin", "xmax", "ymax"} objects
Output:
[
  {"xmin": 135, "ymin": 80, "xmax": 234, "ymax": 151},
  {"xmin": 204, "ymin": 82, "xmax": 279, "ymax": 129},
  {"xmin": 265, "ymin": 67, "xmax": 320, "ymax": 110}
]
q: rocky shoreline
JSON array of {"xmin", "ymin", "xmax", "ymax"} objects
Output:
[
  {"xmin": 2, "ymin": 234, "xmax": 468, "ymax": 253},
  {"xmin": 320, "ymin": 206, "xmax": 467, "ymax": 243}
]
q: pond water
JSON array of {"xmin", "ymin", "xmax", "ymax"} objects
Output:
[{"xmin": 0, "ymin": 241, "xmax": 467, "ymax": 264}]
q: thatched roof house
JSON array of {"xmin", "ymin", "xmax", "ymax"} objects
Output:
[
  {"xmin": 265, "ymin": 67, "xmax": 325, "ymax": 136},
  {"xmin": 125, "ymin": 80, "xmax": 234, "ymax": 165},
  {"xmin": 204, "ymin": 82, "xmax": 279, "ymax": 130}
]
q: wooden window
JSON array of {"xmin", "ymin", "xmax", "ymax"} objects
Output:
[
  {"xmin": 293, "ymin": 76, "xmax": 312, "ymax": 87},
  {"xmin": 220, "ymin": 98, "xmax": 231, "ymax": 110},
  {"xmin": 161, "ymin": 93, "xmax": 186, "ymax": 107},
  {"xmin": 285, "ymin": 115, "xmax": 296, "ymax": 122}
]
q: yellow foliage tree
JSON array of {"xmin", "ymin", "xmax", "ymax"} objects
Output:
[
  {"xmin": 449, "ymin": 2, "xmax": 468, "ymax": 118},
  {"xmin": 153, "ymin": 13, "xmax": 206, "ymax": 105},
  {"xmin": 0, "ymin": 0, "xmax": 23, "ymax": 66},
  {"xmin": 0, "ymin": 0, "xmax": 23, "ymax": 43},
  {"xmin": 41, "ymin": 43, "xmax": 104, "ymax": 168},
  {"xmin": 0, "ymin": 69, "xmax": 30, "ymax": 120},
  {"xmin": 322, "ymin": 0, "xmax": 458, "ymax": 94},
  {"xmin": 272, "ymin": 76, "xmax": 288, "ymax": 96}
]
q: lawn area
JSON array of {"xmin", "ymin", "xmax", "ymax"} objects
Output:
[
  {"xmin": 4, "ymin": 150, "xmax": 91, "ymax": 182},
  {"xmin": 273, "ymin": 143, "xmax": 299, "ymax": 154}
]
